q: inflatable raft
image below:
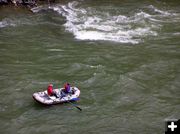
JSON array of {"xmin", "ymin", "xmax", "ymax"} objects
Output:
[{"xmin": 33, "ymin": 87, "xmax": 80, "ymax": 105}]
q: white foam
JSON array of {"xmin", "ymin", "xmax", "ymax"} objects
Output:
[
  {"xmin": 31, "ymin": 2, "xmax": 179, "ymax": 44},
  {"xmin": 148, "ymin": 5, "xmax": 178, "ymax": 16},
  {"xmin": 173, "ymin": 32, "xmax": 180, "ymax": 36},
  {"xmin": 59, "ymin": 2, "xmax": 160, "ymax": 44},
  {"xmin": 0, "ymin": 21, "xmax": 5, "ymax": 28},
  {"xmin": 0, "ymin": 19, "xmax": 16, "ymax": 28},
  {"xmin": 31, "ymin": 5, "xmax": 45, "ymax": 13},
  {"xmin": 47, "ymin": 49, "xmax": 64, "ymax": 52}
]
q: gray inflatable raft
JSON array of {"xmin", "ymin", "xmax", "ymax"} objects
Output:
[{"xmin": 33, "ymin": 87, "xmax": 80, "ymax": 105}]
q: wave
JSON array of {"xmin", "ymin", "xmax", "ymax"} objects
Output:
[
  {"xmin": 0, "ymin": 18, "xmax": 35, "ymax": 28},
  {"xmin": 31, "ymin": 2, "xmax": 179, "ymax": 44},
  {"xmin": 0, "ymin": 15, "xmax": 59, "ymax": 29},
  {"xmin": 0, "ymin": 19, "xmax": 16, "ymax": 28},
  {"xmin": 147, "ymin": 5, "xmax": 178, "ymax": 16}
]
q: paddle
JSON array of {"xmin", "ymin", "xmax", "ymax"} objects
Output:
[
  {"xmin": 66, "ymin": 100, "xmax": 82, "ymax": 111},
  {"xmin": 60, "ymin": 91, "xmax": 82, "ymax": 111}
]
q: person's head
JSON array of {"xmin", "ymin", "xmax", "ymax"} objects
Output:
[{"xmin": 48, "ymin": 84, "xmax": 53, "ymax": 88}]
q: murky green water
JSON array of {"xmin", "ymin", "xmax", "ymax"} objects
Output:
[{"xmin": 0, "ymin": 0, "xmax": 180, "ymax": 134}]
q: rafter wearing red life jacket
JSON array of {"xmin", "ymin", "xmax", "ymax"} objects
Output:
[{"xmin": 47, "ymin": 84, "xmax": 54, "ymax": 96}]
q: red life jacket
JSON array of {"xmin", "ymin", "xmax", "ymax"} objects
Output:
[{"xmin": 47, "ymin": 86, "xmax": 53, "ymax": 96}]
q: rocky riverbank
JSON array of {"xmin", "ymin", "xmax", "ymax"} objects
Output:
[
  {"xmin": 0, "ymin": 0, "xmax": 56, "ymax": 8},
  {"xmin": 0, "ymin": 0, "xmax": 37, "ymax": 7}
]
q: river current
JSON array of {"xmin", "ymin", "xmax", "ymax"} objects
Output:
[{"xmin": 0, "ymin": 0, "xmax": 180, "ymax": 134}]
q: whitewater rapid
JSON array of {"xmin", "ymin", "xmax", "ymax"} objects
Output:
[{"xmin": 1, "ymin": 1, "xmax": 179, "ymax": 44}]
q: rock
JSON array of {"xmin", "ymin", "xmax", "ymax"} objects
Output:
[
  {"xmin": 0, "ymin": 0, "xmax": 9, "ymax": 4},
  {"xmin": 0, "ymin": 0, "xmax": 46, "ymax": 8}
]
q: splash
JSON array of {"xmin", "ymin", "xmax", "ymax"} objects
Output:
[
  {"xmin": 31, "ymin": 1, "xmax": 179, "ymax": 44},
  {"xmin": 0, "ymin": 19, "xmax": 16, "ymax": 28}
]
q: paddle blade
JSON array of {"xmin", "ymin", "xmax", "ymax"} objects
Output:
[{"xmin": 76, "ymin": 106, "xmax": 82, "ymax": 111}]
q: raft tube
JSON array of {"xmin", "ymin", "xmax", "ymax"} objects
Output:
[{"xmin": 33, "ymin": 87, "xmax": 80, "ymax": 105}]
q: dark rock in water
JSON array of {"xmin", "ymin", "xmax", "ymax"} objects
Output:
[
  {"xmin": 21, "ymin": 0, "xmax": 37, "ymax": 7},
  {"xmin": 13, "ymin": 0, "xmax": 36, "ymax": 5},
  {"xmin": 22, "ymin": 0, "xmax": 36, "ymax": 4},
  {"xmin": 0, "ymin": 0, "xmax": 9, "ymax": 4},
  {"xmin": 0, "ymin": 0, "xmax": 37, "ymax": 7}
]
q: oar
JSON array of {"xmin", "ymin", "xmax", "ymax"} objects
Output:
[
  {"xmin": 60, "ymin": 91, "xmax": 82, "ymax": 111},
  {"xmin": 66, "ymin": 100, "xmax": 82, "ymax": 111}
]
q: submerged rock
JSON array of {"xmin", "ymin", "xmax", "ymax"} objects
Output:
[
  {"xmin": 0, "ymin": 0, "xmax": 37, "ymax": 7},
  {"xmin": 0, "ymin": 0, "xmax": 9, "ymax": 4}
]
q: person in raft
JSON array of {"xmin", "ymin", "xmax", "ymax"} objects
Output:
[
  {"xmin": 47, "ymin": 84, "xmax": 58, "ymax": 97},
  {"xmin": 64, "ymin": 83, "xmax": 71, "ymax": 93},
  {"xmin": 61, "ymin": 83, "xmax": 74, "ymax": 97}
]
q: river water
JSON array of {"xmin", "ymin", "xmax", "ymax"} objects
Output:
[{"xmin": 0, "ymin": 0, "xmax": 180, "ymax": 134}]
